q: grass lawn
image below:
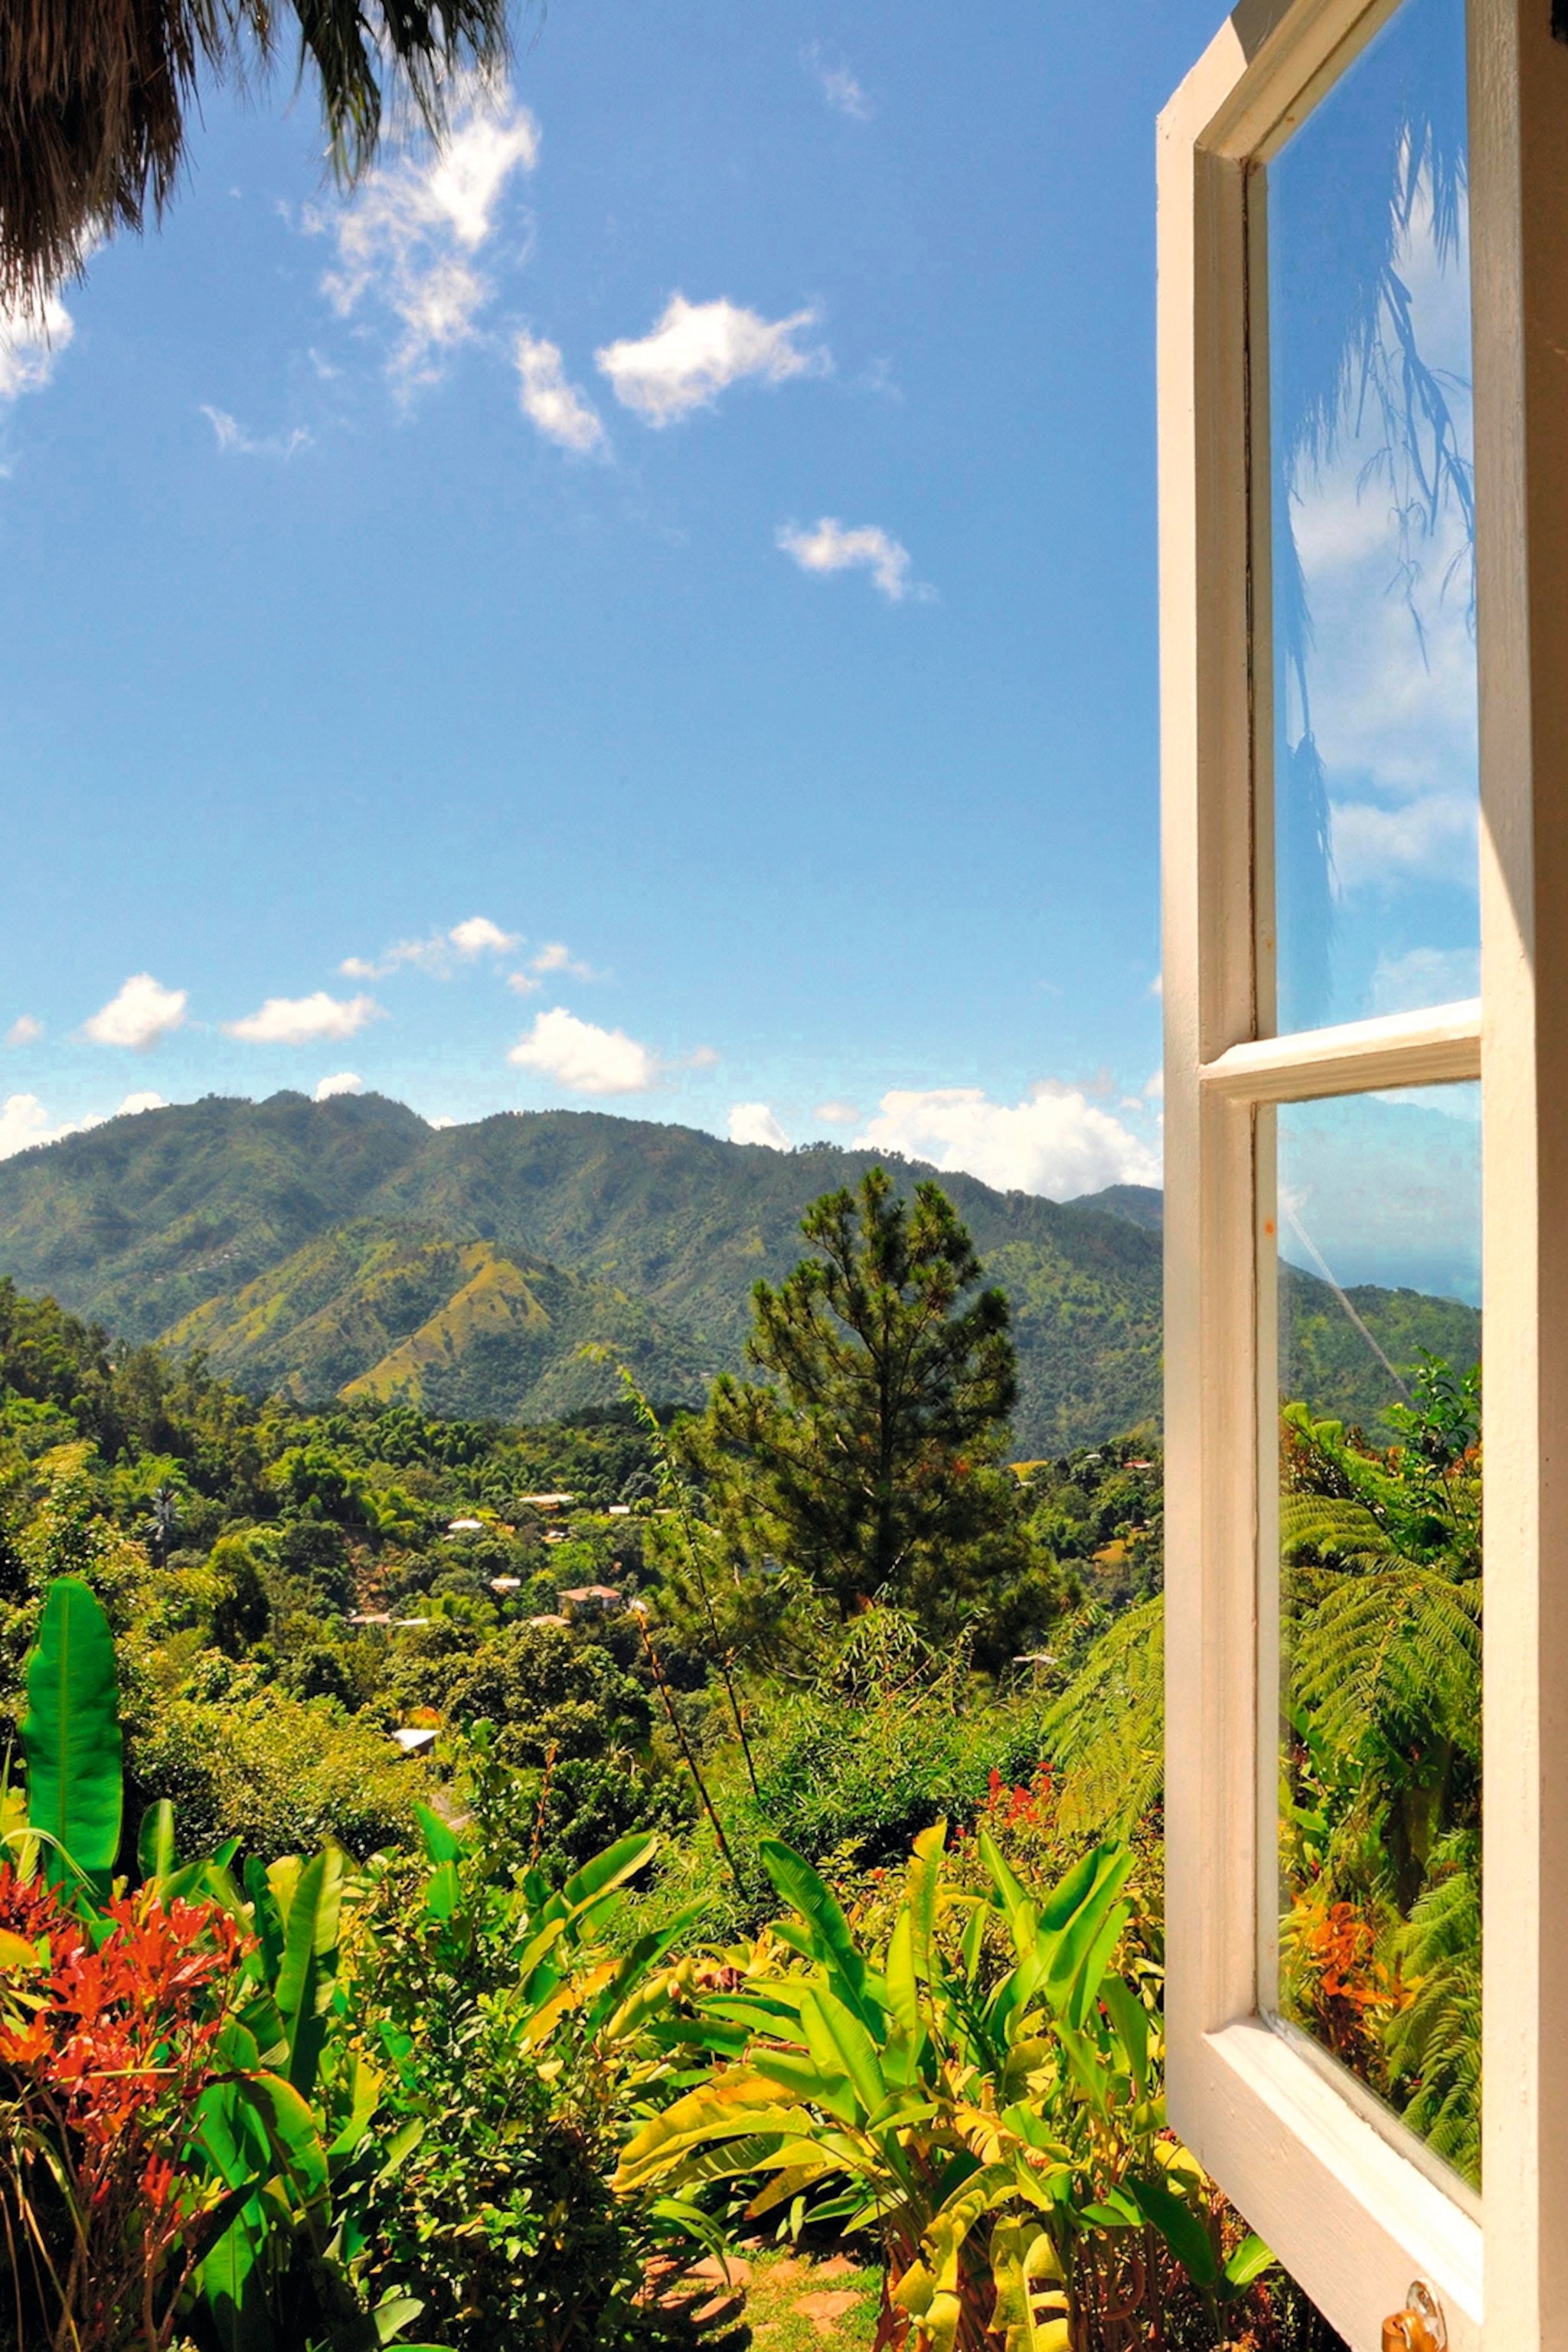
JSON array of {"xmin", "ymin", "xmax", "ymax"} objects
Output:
[{"xmin": 695, "ymin": 2243, "xmax": 884, "ymax": 2350}]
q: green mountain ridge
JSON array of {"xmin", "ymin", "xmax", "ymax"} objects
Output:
[
  {"xmin": 165, "ymin": 1219, "xmax": 717, "ymax": 1421},
  {"xmin": 0, "ymin": 1092, "xmax": 1478, "ymax": 1449}
]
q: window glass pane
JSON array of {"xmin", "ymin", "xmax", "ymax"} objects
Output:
[
  {"xmin": 1266, "ymin": 0, "xmax": 1477, "ymax": 1034},
  {"xmin": 1272, "ymin": 1082, "xmax": 1481, "ymax": 2187}
]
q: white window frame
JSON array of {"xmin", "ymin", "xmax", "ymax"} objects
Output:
[{"xmin": 1159, "ymin": 2, "xmax": 1568, "ymax": 2347}]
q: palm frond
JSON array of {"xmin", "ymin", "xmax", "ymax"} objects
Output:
[
  {"xmin": 0, "ymin": 0, "xmax": 511, "ymax": 309},
  {"xmin": 1280, "ymin": 1493, "xmax": 1393, "ymax": 1573}
]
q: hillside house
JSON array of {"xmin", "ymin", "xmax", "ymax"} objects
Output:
[{"xmin": 558, "ymin": 1584, "xmax": 624, "ymax": 1617}]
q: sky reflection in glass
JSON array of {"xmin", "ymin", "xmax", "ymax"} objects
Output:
[{"xmin": 1267, "ymin": 0, "xmax": 1477, "ymax": 1034}]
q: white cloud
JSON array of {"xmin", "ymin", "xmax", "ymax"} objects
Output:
[
  {"xmin": 315, "ymin": 1070, "xmax": 364, "ymax": 1100},
  {"xmin": 342, "ymin": 914, "xmax": 518, "ymax": 979},
  {"xmin": 340, "ymin": 942, "xmax": 439, "ymax": 979},
  {"xmin": 857, "ymin": 1083, "xmax": 1161, "ymax": 1200},
  {"xmin": 0, "ymin": 1094, "xmax": 64, "ymax": 1158},
  {"xmin": 813, "ymin": 1099, "xmax": 860, "ymax": 1125},
  {"xmin": 506, "ymin": 970, "xmax": 542, "ymax": 995},
  {"xmin": 0, "ymin": 1086, "xmax": 166, "ymax": 1158},
  {"xmin": 802, "ymin": 44, "xmax": 871, "ymax": 119},
  {"xmin": 4, "ymin": 1015, "xmax": 41, "ymax": 1047},
  {"xmin": 1329, "ymin": 791, "xmax": 1477, "ymax": 892},
  {"xmin": 0, "ymin": 291, "xmax": 74, "ymax": 403},
  {"xmin": 596, "ymin": 295, "xmax": 827, "ymax": 426},
  {"xmin": 321, "ymin": 83, "xmax": 539, "ymax": 390},
  {"xmin": 776, "ymin": 517, "xmax": 926, "ymax": 603},
  {"xmin": 530, "ymin": 940, "xmax": 599, "ymax": 979},
  {"xmin": 729, "ymin": 1102, "xmax": 790, "ymax": 1149},
  {"xmin": 1368, "ymin": 945, "xmax": 1480, "ymax": 1014},
  {"xmin": 515, "ymin": 332, "xmax": 606, "ymax": 454},
  {"xmin": 200, "ymin": 407, "xmax": 311, "ymax": 459},
  {"xmin": 225, "ymin": 991, "xmax": 383, "ymax": 1044},
  {"xmin": 84, "ymin": 974, "xmax": 188, "ymax": 1050},
  {"xmin": 508, "ymin": 1006, "xmax": 662, "ymax": 1094},
  {"xmin": 1285, "ymin": 159, "xmax": 1479, "ymax": 910},
  {"xmin": 449, "ymin": 914, "xmax": 520, "ymax": 956}
]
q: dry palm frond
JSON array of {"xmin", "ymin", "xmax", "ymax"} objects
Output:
[
  {"xmin": 0, "ymin": 0, "xmax": 511, "ymax": 311},
  {"xmin": 0, "ymin": 0, "xmax": 206, "ymax": 311}
]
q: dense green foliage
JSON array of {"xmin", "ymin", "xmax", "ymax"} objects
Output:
[
  {"xmin": 0, "ymin": 1150, "xmax": 1482, "ymax": 2350},
  {"xmin": 1278, "ymin": 1359, "xmax": 1482, "ymax": 2180},
  {"xmin": 684, "ymin": 1171, "xmax": 1033, "ymax": 1621},
  {"xmin": 617, "ymin": 1831, "xmax": 1279, "ymax": 2352}
]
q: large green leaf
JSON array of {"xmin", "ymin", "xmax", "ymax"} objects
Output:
[
  {"xmin": 273, "ymin": 1844, "xmax": 345, "ymax": 2096},
  {"xmin": 191, "ymin": 2193, "xmax": 270, "ymax": 2352},
  {"xmin": 413, "ymin": 1800, "xmax": 464, "ymax": 1865},
  {"xmin": 990, "ymin": 2217, "xmax": 1070, "ymax": 2352},
  {"xmin": 558, "ymin": 1830, "xmax": 658, "ymax": 1924},
  {"xmin": 21, "ymin": 1577, "xmax": 122, "ymax": 1885},
  {"xmin": 797, "ymin": 1983, "xmax": 887, "ymax": 2119},
  {"xmin": 1126, "ymin": 2171, "xmax": 1218, "ymax": 2289},
  {"xmin": 1039, "ymin": 1844, "xmax": 1133, "ymax": 2029},
  {"xmin": 1223, "ymin": 2233, "xmax": 1277, "ymax": 2292},
  {"xmin": 136, "ymin": 1796, "xmax": 177, "ymax": 1884},
  {"xmin": 757, "ymin": 1838, "xmax": 880, "ymax": 2026}
]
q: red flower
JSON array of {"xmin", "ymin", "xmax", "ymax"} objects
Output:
[{"xmin": 0, "ymin": 1865, "xmax": 256, "ymax": 2352}]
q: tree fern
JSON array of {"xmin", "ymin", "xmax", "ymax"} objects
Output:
[
  {"xmin": 1386, "ymin": 1829, "xmax": 1481, "ymax": 2185},
  {"xmin": 1037, "ymin": 1596, "xmax": 1163, "ymax": 1838},
  {"xmin": 1291, "ymin": 1565, "xmax": 1479, "ymax": 1777},
  {"xmin": 1280, "ymin": 1493, "xmax": 1393, "ymax": 1573}
]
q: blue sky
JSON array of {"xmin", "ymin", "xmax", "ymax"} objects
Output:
[{"xmin": 2, "ymin": 0, "xmax": 1230, "ymax": 1197}]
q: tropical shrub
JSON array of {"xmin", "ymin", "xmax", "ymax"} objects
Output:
[
  {"xmin": 127, "ymin": 1688, "xmax": 418, "ymax": 1863},
  {"xmin": 0, "ymin": 1578, "xmax": 432, "ymax": 2352},
  {"xmin": 618, "ymin": 1828, "xmax": 1273, "ymax": 2352},
  {"xmin": 338, "ymin": 1811, "xmax": 739, "ymax": 2352}
]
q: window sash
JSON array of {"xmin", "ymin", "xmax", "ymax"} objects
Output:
[{"xmin": 1158, "ymin": 0, "xmax": 1568, "ymax": 2343}]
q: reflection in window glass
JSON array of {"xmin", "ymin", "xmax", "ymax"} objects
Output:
[
  {"xmin": 1267, "ymin": 0, "xmax": 1477, "ymax": 1034},
  {"xmin": 1272, "ymin": 1083, "xmax": 1480, "ymax": 2185}
]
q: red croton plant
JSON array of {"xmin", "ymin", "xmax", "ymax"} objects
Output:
[{"xmin": 0, "ymin": 1863, "xmax": 254, "ymax": 2352}]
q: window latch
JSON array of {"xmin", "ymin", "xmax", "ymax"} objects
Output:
[{"xmin": 1382, "ymin": 2283, "xmax": 1447, "ymax": 2352}]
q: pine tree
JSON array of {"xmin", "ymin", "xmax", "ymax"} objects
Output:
[{"xmin": 679, "ymin": 1167, "xmax": 1032, "ymax": 1624}]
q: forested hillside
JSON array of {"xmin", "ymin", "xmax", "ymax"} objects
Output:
[
  {"xmin": 166, "ymin": 1222, "xmax": 716, "ymax": 1421},
  {"xmin": 0, "ymin": 1092, "xmax": 1478, "ymax": 1446}
]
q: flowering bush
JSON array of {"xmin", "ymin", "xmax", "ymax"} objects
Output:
[{"xmin": 0, "ymin": 1866, "xmax": 253, "ymax": 2352}]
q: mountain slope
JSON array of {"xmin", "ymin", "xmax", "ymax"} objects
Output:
[
  {"xmin": 0, "ymin": 1092, "xmax": 429, "ymax": 1339},
  {"xmin": 0, "ymin": 1093, "xmax": 1481, "ymax": 1450},
  {"xmin": 164, "ymin": 1220, "xmax": 717, "ymax": 1419}
]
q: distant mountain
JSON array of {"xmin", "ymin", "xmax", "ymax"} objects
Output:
[
  {"xmin": 165, "ymin": 1220, "xmax": 715, "ymax": 1422},
  {"xmin": 0, "ymin": 1093, "xmax": 1479, "ymax": 1450},
  {"xmin": 1084, "ymin": 1184, "xmax": 1163, "ymax": 1233}
]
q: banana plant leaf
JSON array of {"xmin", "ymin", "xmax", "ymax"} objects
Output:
[{"xmin": 21, "ymin": 1576, "xmax": 122, "ymax": 1890}]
